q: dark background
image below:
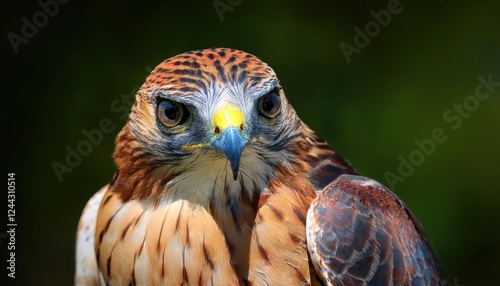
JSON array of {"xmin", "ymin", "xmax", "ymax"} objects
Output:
[{"xmin": 3, "ymin": 0, "xmax": 500, "ymax": 285}]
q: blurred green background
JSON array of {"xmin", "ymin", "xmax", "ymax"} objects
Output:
[{"xmin": 3, "ymin": 0, "xmax": 500, "ymax": 285}]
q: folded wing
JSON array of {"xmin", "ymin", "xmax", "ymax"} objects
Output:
[{"xmin": 307, "ymin": 174, "xmax": 448, "ymax": 285}]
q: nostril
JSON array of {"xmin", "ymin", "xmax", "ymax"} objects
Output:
[
  {"xmin": 239, "ymin": 123, "xmax": 244, "ymax": 131},
  {"xmin": 215, "ymin": 126, "xmax": 220, "ymax": 134}
]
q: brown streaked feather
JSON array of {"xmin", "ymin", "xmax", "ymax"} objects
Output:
[
  {"xmin": 96, "ymin": 190, "xmax": 242, "ymax": 285},
  {"xmin": 247, "ymin": 176, "xmax": 314, "ymax": 285},
  {"xmin": 307, "ymin": 174, "xmax": 448, "ymax": 285}
]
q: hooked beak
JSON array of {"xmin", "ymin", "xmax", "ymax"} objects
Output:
[
  {"xmin": 212, "ymin": 127, "xmax": 247, "ymax": 180},
  {"xmin": 211, "ymin": 105, "xmax": 247, "ymax": 180}
]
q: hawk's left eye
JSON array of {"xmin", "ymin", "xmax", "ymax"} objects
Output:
[
  {"xmin": 157, "ymin": 100, "xmax": 189, "ymax": 127},
  {"xmin": 258, "ymin": 91, "xmax": 281, "ymax": 119}
]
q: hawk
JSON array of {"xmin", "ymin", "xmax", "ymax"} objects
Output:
[{"xmin": 75, "ymin": 48, "xmax": 448, "ymax": 285}]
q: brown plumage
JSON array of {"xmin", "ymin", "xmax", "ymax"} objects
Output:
[{"xmin": 75, "ymin": 48, "xmax": 447, "ymax": 285}]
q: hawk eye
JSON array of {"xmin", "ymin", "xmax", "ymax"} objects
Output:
[
  {"xmin": 258, "ymin": 91, "xmax": 281, "ymax": 119},
  {"xmin": 157, "ymin": 100, "xmax": 189, "ymax": 127}
]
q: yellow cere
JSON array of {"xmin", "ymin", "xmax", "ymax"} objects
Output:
[{"xmin": 213, "ymin": 105, "xmax": 244, "ymax": 131}]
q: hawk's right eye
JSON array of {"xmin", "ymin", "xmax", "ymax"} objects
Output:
[{"xmin": 157, "ymin": 100, "xmax": 189, "ymax": 127}]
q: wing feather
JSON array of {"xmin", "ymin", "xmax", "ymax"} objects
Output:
[{"xmin": 307, "ymin": 174, "xmax": 448, "ymax": 285}]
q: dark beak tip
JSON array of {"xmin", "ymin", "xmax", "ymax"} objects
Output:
[{"xmin": 228, "ymin": 149, "xmax": 242, "ymax": 181}]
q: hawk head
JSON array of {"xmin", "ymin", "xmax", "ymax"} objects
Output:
[{"xmin": 112, "ymin": 48, "xmax": 304, "ymax": 204}]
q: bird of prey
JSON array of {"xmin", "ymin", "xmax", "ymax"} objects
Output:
[{"xmin": 75, "ymin": 48, "xmax": 448, "ymax": 285}]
